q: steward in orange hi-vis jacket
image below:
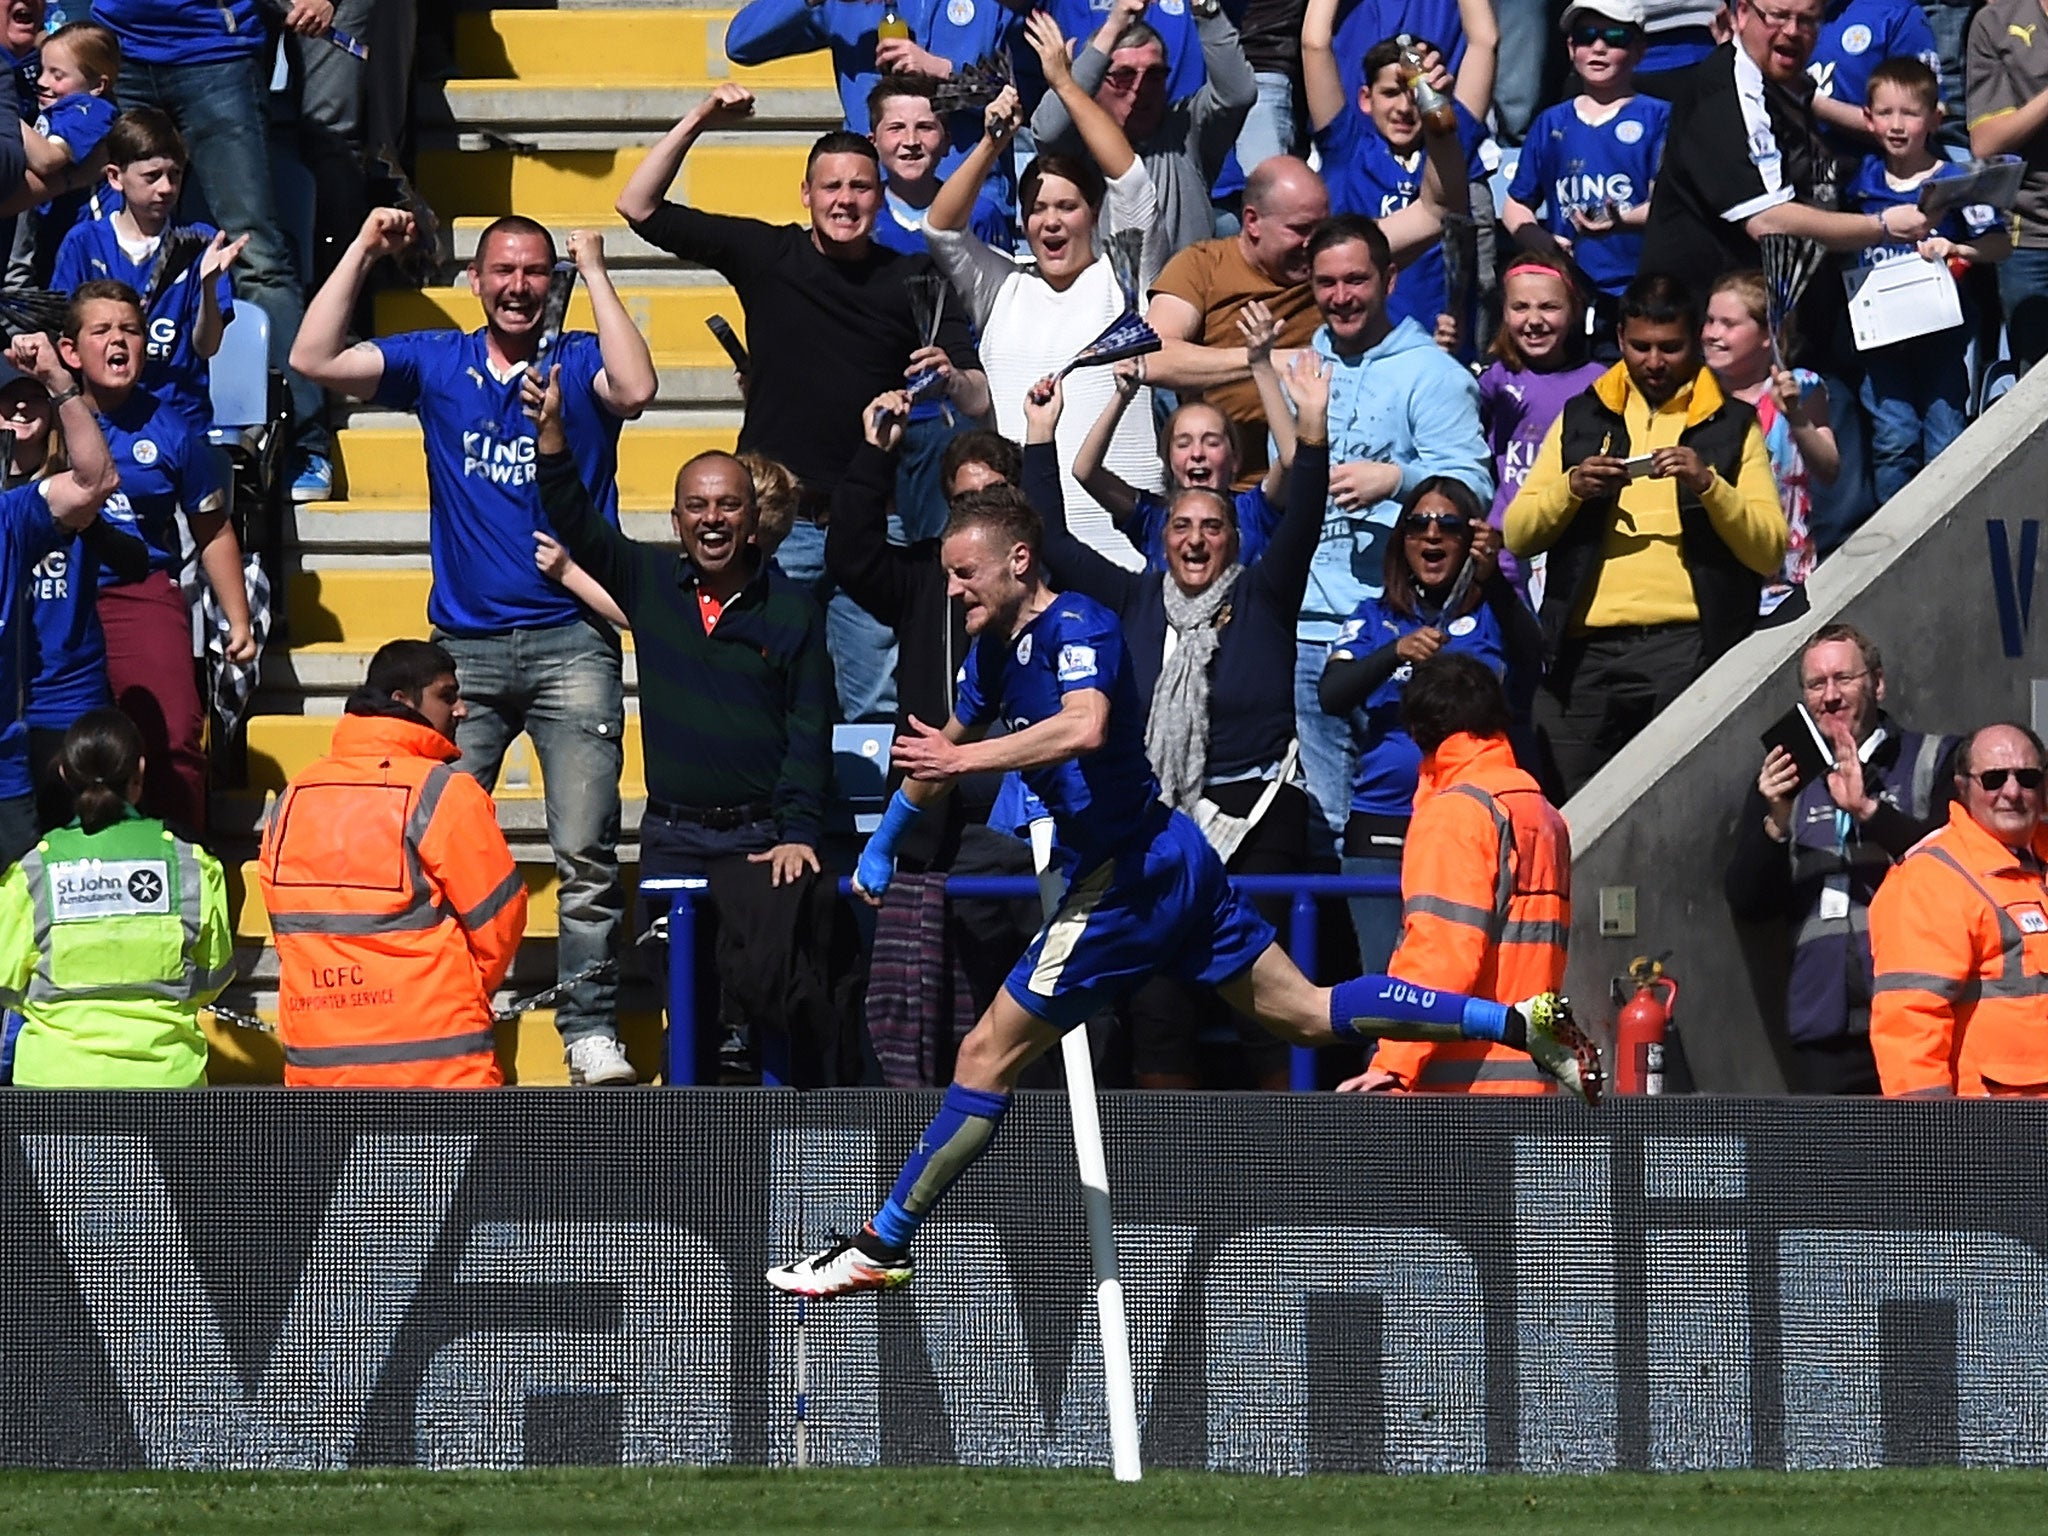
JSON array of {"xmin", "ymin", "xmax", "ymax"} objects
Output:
[
  {"xmin": 1355, "ymin": 655, "xmax": 1571, "ymax": 1094},
  {"xmin": 258, "ymin": 641, "xmax": 527, "ymax": 1087},
  {"xmin": 1870, "ymin": 723, "xmax": 2048, "ymax": 1098}
]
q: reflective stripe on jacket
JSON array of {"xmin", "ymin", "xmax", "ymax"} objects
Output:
[
  {"xmin": 1869, "ymin": 802, "xmax": 2048, "ymax": 1097},
  {"xmin": 0, "ymin": 810, "xmax": 231, "ymax": 1088},
  {"xmin": 1780, "ymin": 726, "xmax": 1953, "ymax": 1044},
  {"xmin": 1373, "ymin": 732, "xmax": 1571, "ymax": 1094},
  {"xmin": 258, "ymin": 711, "xmax": 527, "ymax": 1087}
]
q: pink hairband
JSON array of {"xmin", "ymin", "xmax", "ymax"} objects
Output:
[{"xmin": 1504, "ymin": 263, "xmax": 1573, "ymax": 285}]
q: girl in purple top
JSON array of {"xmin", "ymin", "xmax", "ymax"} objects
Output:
[{"xmin": 1474, "ymin": 256, "xmax": 1603, "ymax": 604}]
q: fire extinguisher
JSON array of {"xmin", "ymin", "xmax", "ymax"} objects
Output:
[{"xmin": 1613, "ymin": 954, "xmax": 1678, "ymax": 1096}]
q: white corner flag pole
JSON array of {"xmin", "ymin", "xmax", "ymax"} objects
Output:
[{"xmin": 1030, "ymin": 816, "xmax": 1143, "ymax": 1482}]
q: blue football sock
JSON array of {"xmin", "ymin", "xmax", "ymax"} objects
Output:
[
  {"xmin": 869, "ymin": 1083, "xmax": 1011, "ymax": 1255},
  {"xmin": 1329, "ymin": 974, "xmax": 1511, "ymax": 1042}
]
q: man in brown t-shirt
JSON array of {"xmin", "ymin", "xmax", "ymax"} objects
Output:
[{"xmin": 1144, "ymin": 155, "xmax": 1328, "ymax": 480}]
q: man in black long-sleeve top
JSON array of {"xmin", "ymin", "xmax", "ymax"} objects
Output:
[
  {"xmin": 1020, "ymin": 357, "xmax": 1331, "ymax": 1089},
  {"xmin": 525, "ymin": 365, "xmax": 837, "ymax": 1081},
  {"xmin": 616, "ymin": 86, "xmax": 994, "ymax": 723},
  {"xmin": 827, "ymin": 399, "xmax": 1040, "ymax": 1064},
  {"xmin": 1724, "ymin": 624, "xmax": 1958, "ymax": 1096}
]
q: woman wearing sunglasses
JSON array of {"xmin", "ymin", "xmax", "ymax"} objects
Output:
[{"xmin": 1318, "ymin": 478, "xmax": 1542, "ymax": 982}]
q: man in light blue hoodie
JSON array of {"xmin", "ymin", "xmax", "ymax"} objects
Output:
[{"xmin": 1298, "ymin": 212, "xmax": 1492, "ymax": 858}]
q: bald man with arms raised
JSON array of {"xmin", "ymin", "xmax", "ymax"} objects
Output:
[{"xmin": 1144, "ymin": 155, "xmax": 1454, "ymax": 483}]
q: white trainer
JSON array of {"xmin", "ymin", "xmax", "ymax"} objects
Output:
[
  {"xmin": 767, "ymin": 1234, "xmax": 913, "ymax": 1298},
  {"xmin": 1516, "ymin": 992, "xmax": 1603, "ymax": 1105},
  {"xmin": 565, "ymin": 1033, "xmax": 638, "ymax": 1086}
]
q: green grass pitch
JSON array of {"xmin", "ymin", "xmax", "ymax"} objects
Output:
[{"xmin": 2, "ymin": 1467, "xmax": 2046, "ymax": 1535}]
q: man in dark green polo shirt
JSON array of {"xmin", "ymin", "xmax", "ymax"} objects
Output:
[{"xmin": 525, "ymin": 364, "xmax": 836, "ymax": 1080}]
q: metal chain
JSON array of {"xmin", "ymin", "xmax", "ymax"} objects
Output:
[{"xmin": 205, "ymin": 958, "xmax": 623, "ymax": 1036}]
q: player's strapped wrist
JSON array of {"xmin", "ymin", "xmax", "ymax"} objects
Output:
[{"xmin": 871, "ymin": 787, "xmax": 927, "ymax": 857}]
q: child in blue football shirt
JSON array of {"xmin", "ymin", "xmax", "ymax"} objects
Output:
[
  {"xmin": 1503, "ymin": 0, "xmax": 1669, "ymax": 345},
  {"xmin": 1303, "ymin": 0, "xmax": 1497, "ymax": 350},
  {"xmin": 1848, "ymin": 56, "xmax": 2007, "ymax": 503},
  {"xmin": 19, "ymin": 19, "xmax": 116, "ymax": 282},
  {"xmin": 52, "ymin": 108, "xmax": 241, "ymax": 432},
  {"xmin": 10, "ymin": 362, "xmax": 151, "ymax": 828},
  {"xmin": 66, "ymin": 279, "xmax": 253, "ymax": 833}
]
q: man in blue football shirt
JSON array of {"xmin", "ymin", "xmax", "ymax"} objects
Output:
[
  {"xmin": 292, "ymin": 207, "xmax": 660, "ymax": 1087},
  {"xmin": 767, "ymin": 481, "xmax": 1600, "ymax": 1299},
  {"xmin": 0, "ymin": 327, "xmax": 123, "ymax": 864}
]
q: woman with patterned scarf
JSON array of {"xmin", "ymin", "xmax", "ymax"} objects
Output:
[{"xmin": 1018, "ymin": 355, "xmax": 1329, "ymax": 1088}]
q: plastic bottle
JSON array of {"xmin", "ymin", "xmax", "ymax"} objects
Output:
[{"xmin": 1396, "ymin": 34, "xmax": 1458, "ymax": 137}]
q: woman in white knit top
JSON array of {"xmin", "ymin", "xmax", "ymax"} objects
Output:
[{"xmin": 925, "ymin": 14, "xmax": 1176, "ymax": 572}]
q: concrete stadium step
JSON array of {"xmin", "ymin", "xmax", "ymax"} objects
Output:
[
  {"xmin": 426, "ymin": 82, "xmax": 843, "ymax": 135},
  {"xmin": 259, "ymin": 640, "xmax": 644, "ymax": 697},
  {"xmin": 374, "ymin": 282, "xmax": 752, "ymax": 372},
  {"xmin": 415, "ymin": 137, "xmax": 809, "ymax": 226},
  {"xmin": 202, "ymin": 1006, "xmax": 670, "ymax": 1086},
  {"xmin": 243, "ymin": 711, "xmax": 650, "ymax": 799},
  {"xmin": 451, "ymin": 216, "xmax": 674, "ymax": 268},
  {"xmin": 284, "ymin": 503, "xmax": 676, "ymax": 554},
  {"xmin": 452, "ymin": 8, "xmax": 832, "ymax": 90},
  {"xmin": 228, "ymin": 855, "xmax": 647, "ymax": 943},
  {"xmin": 322, "ymin": 422, "xmax": 738, "ymax": 509},
  {"xmin": 210, "ymin": 790, "xmax": 653, "ymax": 852}
]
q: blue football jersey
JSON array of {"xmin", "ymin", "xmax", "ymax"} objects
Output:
[
  {"xmin": 952, "ymin": 590, "xmax": 1161, "ymax": 869},
  {"xmin": 1508, "ymin": 95, "xmax": 1672, "ymax": 299},
  {"xmin": 372, "ymin": 328, "xmax": 624, "ymax": 636}
]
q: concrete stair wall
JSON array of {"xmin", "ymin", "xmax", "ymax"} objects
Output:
[{"xmin": 220, "ymin": 3, "xmax": 840, "ymax": 1082}]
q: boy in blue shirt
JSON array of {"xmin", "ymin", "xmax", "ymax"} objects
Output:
[
  {"xmin": 68, "ymin": 279, "xmax": 253, "ymax": 834},
  {"xmin": 1304, "ymin": 0, "xmax": 1496, "ymax": 348},
  {"xmin": 0, "ymin": 328, "xmax": 125, "ymax": 863},
  {"xmin": 1807, "ymin": 0, "xmax": 1941, "ymax": 150},
  {"xmin": 726, "ymin": 0, "xmax": 1038, "ymax": 183},
  {"xmin": 11, "ymin": 362, "xmax": 151, "ymax": 828},
  {"xmin": 766, "ymin": 485, "xmax": 1599, "ymax": 1299},
  {"xmin": 52, "ymin": 107, "xmax": 241, "ymax": 432},
  {"xmin": 1847, "ymin": 56, "xmax": 2006, "ymax": 503},
  {"xmin": 1504, "ymin": 0, "xmax": 1669, "ymax": 343},
  {"xmin": 866, "ymin": 74, "xmax": 1013, "ymax": 257}
]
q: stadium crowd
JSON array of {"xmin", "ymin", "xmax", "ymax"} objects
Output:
[{"xmin": 0, "ymin": 0, "xmax": 2041, "ymax": 1100}]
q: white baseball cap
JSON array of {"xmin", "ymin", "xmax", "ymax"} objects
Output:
[{"xmin": 1561, "ymin": 0, "xmax": 1647, "ymax": 32}]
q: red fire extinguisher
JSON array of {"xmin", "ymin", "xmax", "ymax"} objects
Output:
[{"xmin": 1613, "ymin": 955, "xmax": 1678, "ymax": 1096}]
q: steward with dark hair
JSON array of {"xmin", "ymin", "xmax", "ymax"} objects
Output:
[{"xmin": 0, "ymin": 706, "xmax": 233, "ymax": 1088}]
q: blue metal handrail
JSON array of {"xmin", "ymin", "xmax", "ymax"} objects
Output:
[{"xmin": 641, "ymin": 872, "xmax": 1401, "ymax": 1089}]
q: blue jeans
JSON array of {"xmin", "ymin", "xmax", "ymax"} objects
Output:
[
  {"xmin": 1860, "ymin": 334, "xmax": 1970, "ymax": 505},
  {"xmin": 1492, "ymin": 0, "xmax": 1551, "ymax": 144},
  {"xmin": 1807, "ymin": 364, "xmax": 1876, "ymax": 555},
  {"xmin": 775, "ymin": 518, "xmax": 895, "ymax": 722},
  {"xmin": 114, "ymin": 53, "xmax": 329, "ymax": 456},
  {"xmin": 1235, "ymin": 71, "xmax": 1302, "ymax": 176},
  {"xmin": 1921, "ymin": 1, "xmax": 1973, "ymax": 151},
  {"xmin": 1293, "ymin": 638, "xmax": 1354, "ymax": 861},
  {"xmin": 1341, "ymin": 851, "xmax": 1405, "ymax": 974},
  {"xmin": 895, "ymin": 410, "xmax": 970, "ymax": 545},
  {"xmin": 435, "ymin": 620, "xmax": 626, "ymax": 1045},
  {"xmin": 1999, "ymin": 247, "xmax": 2048, "ymax": 376}
]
